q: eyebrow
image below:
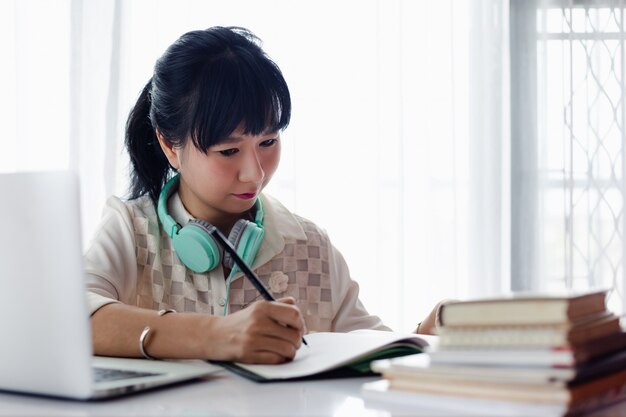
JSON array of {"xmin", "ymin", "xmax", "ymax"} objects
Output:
[
  {"xmin": 221, "ymin": 135, "xmax": 245, "ymax": 144},
  {"xmin": 221, "ymin": 130, "xmax": 279, "ymax": 144}
]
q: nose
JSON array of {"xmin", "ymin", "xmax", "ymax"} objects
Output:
[{"xmin": 238, "ymin": 149, "xmax": 264, "ymax": 184}]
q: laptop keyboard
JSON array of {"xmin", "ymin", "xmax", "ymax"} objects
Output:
[{"xmin": 94, "ymin": 367, "xmax": 160, "ymax": 382}]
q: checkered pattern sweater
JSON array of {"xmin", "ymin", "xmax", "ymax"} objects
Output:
[{"xmin": 84, "ymin": 193, "xmax": 388, "ymax": 333}]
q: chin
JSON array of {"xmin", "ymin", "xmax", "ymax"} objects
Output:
[{"xmin": 227, "ymin": 198, "xmax": 257, "ymax": 213}]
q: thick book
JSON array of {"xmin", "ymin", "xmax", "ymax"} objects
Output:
[
  {"xmin": 426, "ymin": 347, "xmax": 581, "ymax": 367},
  {"xmin": 372, "ymin": 353, "xmax": 574, "ymax": 385},
  {"xmin": 371, "ymin": 348, "xmax": 626, "ymax": 385},
  {"xmin": 362, "ymin": 379, "xmax": 567, "ymax": 417},
  {"xmin": 425, "ymin": 331, "xmax": 626, "ymax": 368},
  {"xmin": 438, "ymin": 289, "xmax": 608, "ymax": 327},
  {"xmin": 362, "ymin": 378, "xmax": 626, "ymax": 417},
  {"xmin": 436, "ymin": 313, "xmax": 621, "ymax": 348},
  {"xmin": 366, "ymin": 367, "xmax": 626, "ymax": 406},
  {"xmin": 209, "ymin": 330, "xmax": 436, "ymax": 382}
]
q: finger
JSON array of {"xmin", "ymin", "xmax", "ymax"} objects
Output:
[
  {"xmin": 256, "ymin": 315, "xmax": 303, "ymax": 348},
  {"xmin": 239, "ymin": 350, "xmax": 292, "ymax": 365},
  {"xmin": 265, "ymin": 302, "xmax": 305, "ymax": 332},
  {"xmin": 277, "ymin": 296, "xmax": 296, "ymax": 305},
  {"xmin": 234, "ymin": 327, "xmax": 299, "ymax": 364},
  {"xmin": 274, "ymin": 298, "xmax": 308, "ymax": 334},
  {"xmin": 253, "ymin": 336, "xmax": 299, "ymax": 361},
  {"xmin": 244, "ymin": 302, "xmax": 303, "ymax": 344}
]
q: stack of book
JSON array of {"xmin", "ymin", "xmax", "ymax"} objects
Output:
[{"xmin": 364, "ymin": 289, "xmax": 626, "ymax": 416}]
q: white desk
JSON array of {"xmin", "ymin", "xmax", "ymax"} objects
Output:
[
  {"xmin": 0, "ymin": 370, "xmax": 381, "ymax": 417},
  {"xmin": 0, "ymin": 369, "xmax": 624, "ymax": 417}
]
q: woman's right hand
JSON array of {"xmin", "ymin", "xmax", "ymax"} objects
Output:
[{"xmin": 206, "ymin": 297, "xmax": 305, "ymax": 364}]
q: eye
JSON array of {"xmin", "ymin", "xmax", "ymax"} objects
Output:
[
  {"xmin": 260, "ymin": 138, "xmax": 278, "ymax": 147},
  {"xmin": 219, "ymin": 148, "xmax": 239, "ymax": 157}
]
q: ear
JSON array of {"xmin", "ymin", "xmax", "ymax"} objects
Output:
[{"xmin": 156, "ymin": 130, "xmax": 181, "ymax": 170}]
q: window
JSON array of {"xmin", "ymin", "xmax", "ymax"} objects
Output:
[{"xmin": 512, "ymin": 0, "xmax": 625, "ymax": 312}]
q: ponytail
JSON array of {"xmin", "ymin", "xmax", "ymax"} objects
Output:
[{"xmin": 125, "ymin": 79, "xmax": 171, "ymax": 204}]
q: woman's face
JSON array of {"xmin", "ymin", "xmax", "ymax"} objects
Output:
[{"xmin": 161, "ymin": 125, "xmax": 281, "ymax": 227}]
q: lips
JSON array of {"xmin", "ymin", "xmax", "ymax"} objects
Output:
[{"xmin": 233, "ymin": 192, "xmax": 257, "ymax": 200}]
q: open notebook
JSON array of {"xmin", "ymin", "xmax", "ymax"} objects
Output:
[
  {"xmin": 0, "ymin": 171, "xmax": 218, "ymax": 400},
  {"xmin": 211, "ymin": 330, "xmax": 437, "ymax": 382}
]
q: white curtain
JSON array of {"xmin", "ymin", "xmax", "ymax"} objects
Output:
[
  {"xmin": 511, "ymin": 0, "xmax": 626, "ymax": 314},
  {"xmin": 0, "ymin": 0, "xmax": 71, "ymax": 172},
  {"xmin": 2, "ymin": 0, "xmax": 510, "ymax": 331}
]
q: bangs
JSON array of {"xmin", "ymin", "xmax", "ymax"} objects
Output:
[{"xmin": 189, "ymin": 48, "xmax": 291, "ymax": 150}]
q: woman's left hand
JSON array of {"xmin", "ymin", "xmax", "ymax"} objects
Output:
[{"xmin": 415, "ymin": 299, "xmax": 456, "ymax": 335}]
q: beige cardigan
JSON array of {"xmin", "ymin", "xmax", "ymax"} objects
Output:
[{"xmin": 84, "ymin": 192, "xmax": 389, "ymax": 333}]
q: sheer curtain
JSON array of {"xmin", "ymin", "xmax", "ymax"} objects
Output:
[
  {"xmin": 0, "ymin": 0, "xmax": 71, "ymax": 172},
  {"xmin": 511, "ymin": 0, "xmax": 626, "ymax": 314},
  {"xmin": 2, "ymin": 0, "xmax": 510, "ymax": 331}
]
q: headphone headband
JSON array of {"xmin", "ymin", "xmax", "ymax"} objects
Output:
[
  {"xmin": 157, "ymin": 175, "xmax": 182, "ymax": 238},
  {"xmin": 156, "ymin": 174, "xmax": 265, "ymax": 273}
]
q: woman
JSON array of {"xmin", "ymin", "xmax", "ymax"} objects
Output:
[{"xmin": 85, "ymin": 26, "xmax": 441, "ymax": 364}]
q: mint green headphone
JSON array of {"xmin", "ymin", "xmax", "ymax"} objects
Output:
[{"xmin": 157, "ymin": 174, "xmax": 265, "ymax": 273}]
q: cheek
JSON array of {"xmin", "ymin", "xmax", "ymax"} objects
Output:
[
  {"xmin": 264, "ymin": 150, "xmax": 281, "ymax": 178},
  {"xmin": 184, "ymin": 152, "xmax": 231, "ymax": 187},
  {"xmin": 201, "ymin": 163, "xmax": 236, "ymax": 190}
]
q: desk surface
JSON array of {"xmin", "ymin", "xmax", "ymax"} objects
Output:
[{"xmin": 0, "ymin": 367, "xmax": 625, "ymax": 417}]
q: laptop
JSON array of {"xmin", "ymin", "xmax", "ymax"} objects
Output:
[{"xmin": 0, "ymin": 171, "xmax": 219, "ymax": 400}]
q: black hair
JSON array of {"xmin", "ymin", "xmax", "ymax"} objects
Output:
[{"xmin": 125, "ymin": 26, "xmax": 291, "ymax": 203}]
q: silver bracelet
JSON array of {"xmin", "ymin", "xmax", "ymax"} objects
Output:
[
  {"xmin": 139, "ymin": 308, "xmax": 177, "ymax": 360},
  {"xmin": 139, "ymin": 326, "xmax": 155, "ymax": 360}
]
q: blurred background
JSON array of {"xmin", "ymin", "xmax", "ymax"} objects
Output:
[{"xmin": 1, "ymin": 0, "xmax": 624, "ymax": 331}]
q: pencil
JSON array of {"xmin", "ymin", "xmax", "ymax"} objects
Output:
[{"xmin": 208, "ymin": 226, "xmax": 309, "ymax": 347}]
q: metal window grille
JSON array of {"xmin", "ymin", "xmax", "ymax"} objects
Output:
[{"xmin": 536, "ymin": 1, "xmax": 625, "ymax": 313}]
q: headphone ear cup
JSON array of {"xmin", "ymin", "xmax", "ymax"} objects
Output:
[
  {"xmin": 223, "ymin": 219, "xmax": 265, "ymax": 270},
  {"xmin": 172, "ymin": 220, "xmax": 221, "ymax": 273}
]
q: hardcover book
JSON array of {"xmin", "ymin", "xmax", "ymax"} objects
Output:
[
  {"xmin": 436, "ymin": 313, "xmax": 621, "ymax": 348},
  {"xmin": 372, "ymin": 346, "xmax": 626, "ymax": 385},
  {"xmin": 372, "ymin": 367, "xmax": 626, "ymax": 406},
  {"xmin": 438, "ymin": 289, "xmax": 608, "ymax": 327}
]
